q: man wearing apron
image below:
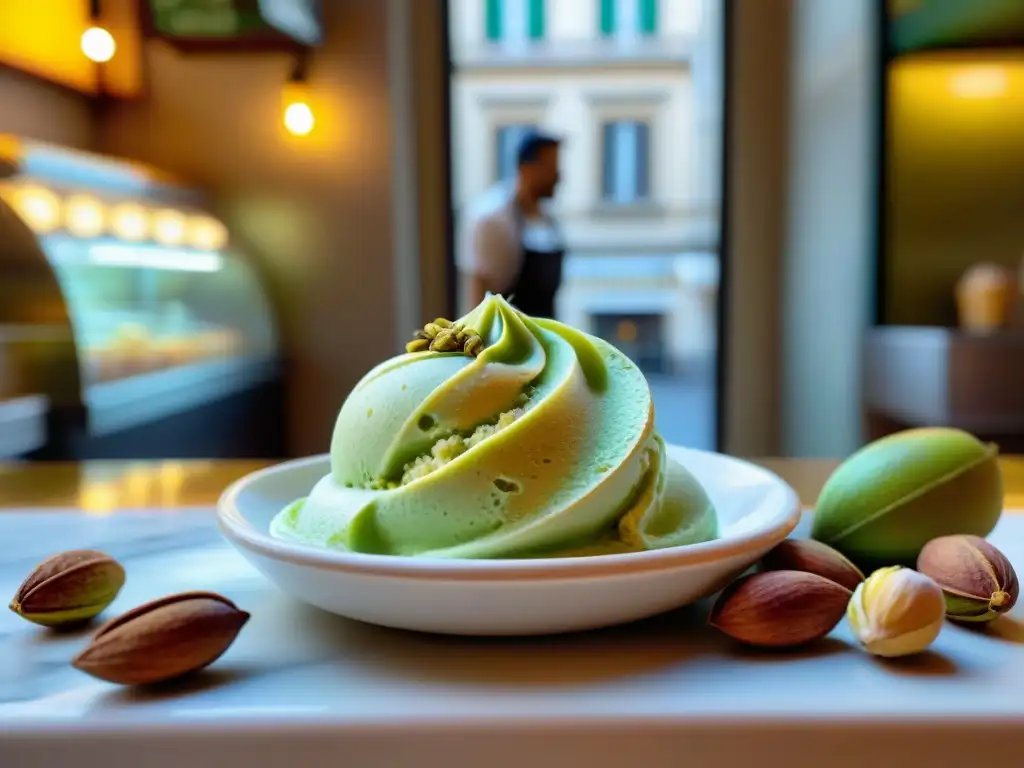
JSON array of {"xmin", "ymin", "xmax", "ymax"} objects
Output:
[{"xmin": 459, "ymin": 131, "xmax": 565, "ymax": 319}]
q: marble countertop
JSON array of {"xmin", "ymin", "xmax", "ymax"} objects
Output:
[
  {"xmin": 2, "ymin": 455, "xmax": 1023, "ymax": 511},
  {"xmin": 2, "ymin": 456, "xmax": 1024, "ymax": 767}
]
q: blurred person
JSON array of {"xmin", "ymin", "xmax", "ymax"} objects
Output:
[{"xmin": 458, "ymin": 131, "xmax": 564, "ymax": 319}]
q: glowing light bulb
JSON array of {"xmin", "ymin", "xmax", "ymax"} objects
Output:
[
  {"xmin": 111, "ymin": 202, "xmax": 148, "ymax": 241},
  {"xmin": 153, "ymin": 209, "xmax": 187, "ymax": 246},
  {"xmin": 13, "ymin": 186, "xmax": 62, "ymax": 233},
  {"xmin": 284, "ymin": 101, "xmax": 315, "ymax": 136},
  {"xmin": 81, "ymin": 26, "xmax": 116, "ymax": 63},
  {"xmin": 66, "ymin": 195, "xmax": 106, "ymax": 238},
  {"xmin": 186, "ymin": 216, "xmax": 228, "ymax": 251}
]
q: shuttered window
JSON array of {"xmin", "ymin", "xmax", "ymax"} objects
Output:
[
  {"xmin": 486, "ymin": 0, "xmax": 545, "ymax": 42},
  {"xmin": 600, "ymin": 0, "xmax": 658, "ymax": 37}
]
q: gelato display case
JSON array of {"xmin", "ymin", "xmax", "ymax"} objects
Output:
[{"xmin": 0, "ymin": 136, "xmax": 284, "ymax": 459}]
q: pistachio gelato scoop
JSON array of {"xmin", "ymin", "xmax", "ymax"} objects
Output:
[{"xmin": 270, "ymin": 294, "xmax": 718, "ymax": 558}]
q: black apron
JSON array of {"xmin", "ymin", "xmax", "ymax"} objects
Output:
[{"xmin": 504, "ymin": 204, "xmax": 565, "ymax": 320}]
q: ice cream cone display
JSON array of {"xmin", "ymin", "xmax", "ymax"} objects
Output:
[{"xmin": 955, "ymin": 263, "xmax": 1015, "ymax": 333}]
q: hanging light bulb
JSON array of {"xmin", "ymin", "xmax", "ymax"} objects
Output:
[
  {"xmin": 82, "ymin": 27, "xmax": 116, "ymax": 63},
  {"xmin": 283, "ymin": 101, "xmax": 315, "ymax": 136},
  {"xmin": 282, "ymin": 47, "xmax": 315, "ymax": 137},
  {"xmin": 82, "ymin": 1, "xmax": 115, "ymax": 63}
]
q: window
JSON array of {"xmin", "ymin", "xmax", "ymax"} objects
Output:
[
  {"xmin": 601, "ymin": 120, "xmax": 651, "ymax": 203},
  {"xmin": 486, "ymin": 0, "xmax": 545, "ymax": 43},
  {"xmin": 599, "ymin": 0, "xmax": 658, "ymax": 38},
  {"xmin": 451, "ymin": 0, "xmax": 725, "ymax": 451},
  {"xmin": 495, "ymin": 123, "xmax": 536, "ymax": 182}
]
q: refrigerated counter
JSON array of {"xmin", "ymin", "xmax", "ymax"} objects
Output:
[{"xmin": 0, "ymin": 136, "xmax": 284, "ymax": 459}]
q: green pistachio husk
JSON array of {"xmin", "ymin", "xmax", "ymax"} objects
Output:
[{"xmin": 811, "ymin": 427, "xmax": 1003, "ymax": 569}]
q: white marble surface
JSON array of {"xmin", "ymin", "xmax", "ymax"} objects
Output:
[{"xmin": 2, "ymin": 507, "xmax": 1024, "ymax": 768}]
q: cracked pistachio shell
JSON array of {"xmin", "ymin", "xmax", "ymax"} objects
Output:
[
  {"xmin": 917, "ymin": 534, "xmax": 1019, "ymax": 623},
  {"xmin": 811, "ymin": 428, "xmax": 1003, "ymax": 568},
  {"xmin": 9, "ymin": 549, "xmax": 125, "ymax": 628},
  {"xmin": 847, "ymin": 566, "xmax": 945, "ymax": 658}
]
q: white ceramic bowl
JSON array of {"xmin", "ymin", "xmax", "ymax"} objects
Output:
[{"xmin": 217, "ymin": 446, "xmax": 801, "ymax": 636}]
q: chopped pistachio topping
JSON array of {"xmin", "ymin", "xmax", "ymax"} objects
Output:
[
  {"xmin": 406, "ymin": 317, "xmax": 484, "ymax": 356},
  {"xmin": 399, "ymin": 407, "xmax": 523, "ymax": 486}
]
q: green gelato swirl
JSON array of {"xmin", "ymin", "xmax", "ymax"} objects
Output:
[{"xmin": 270, "ymin": 295, "xmax": 718, "ymax": 558}]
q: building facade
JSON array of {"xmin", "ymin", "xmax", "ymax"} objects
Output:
[{"xmin": 449, "ymin": 0, "xmax": 722, "ymax": 378}]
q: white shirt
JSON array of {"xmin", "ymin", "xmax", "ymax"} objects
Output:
[{"xmin": 458, "ymin": 183, "xmax": 562, "ymax": 294}]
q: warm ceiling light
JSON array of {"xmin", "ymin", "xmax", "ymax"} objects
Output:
[
  {"xmin": 283, "ymin": 48, "xmax": 315, "ymax": 137},
  {"xmin": 65, "ymin": 195, "xmax": 106, "ymax": 238},
  {"xmin": 12, "ymin": 185, "xmax": 62, "ymax": 234},
  {"xmin": 153, "ymin": 209, "xmax": 187, "ymax": 246},
  {"xmin": 283, "ymin": 101, "xmax": 315, "ymax": 136},
  {"xmin": 81, "ymin": 26, "xmax": 116, "ymax": 63},
  {"xmin": 950, "ymin": 67, "xmax": 1008, "ymax": 99},
  {"xmin": 111, "ymin": 202, "xmax": 149, "ymax": 241},
  {"xmin": 187, "ymin": 216, "xmax": 229, "ymax": 251}
]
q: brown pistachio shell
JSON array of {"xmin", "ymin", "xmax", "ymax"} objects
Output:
[
  {"xmin": 709, "ymin": 570, "xmax": 851, "ymax": 648},
  {"xmin": 10, "ymin": 549, "xmax": 125, "ymax": 628},
  {"xmin": 72, "ymin": 591, "xmax": 250, "ymax": 686},
  {"xmin": 761, "ymin": 539, "xmax": 865, "ymax": 592},
  {"xmin": 917, "ymin": 535, "xmax": 1019, "ymax": 623}
]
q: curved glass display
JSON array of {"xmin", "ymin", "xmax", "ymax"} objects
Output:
[
  {"xmin": 44, "ymin": 235, "xmax": 276, "ymax": 386},
  {"xmin": 0, "ymin": 137, "xmax": 280, "ymax": 440}
]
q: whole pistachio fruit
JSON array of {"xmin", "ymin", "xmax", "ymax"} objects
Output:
[
  {"xmin": 917, "ymin": 534, "xmax": 1019, "ymax": 623},
  {"xmin": 10, "ymin": 549, "xmax": 125, "ymax": 628},
  {"xmin": 811, "ymin": 428, "xmax": 1002, "ymax": 568}
]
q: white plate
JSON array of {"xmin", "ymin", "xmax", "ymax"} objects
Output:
[{"xmin": 217, "ymin": 446, "xmax": 801, "ymax": 636}]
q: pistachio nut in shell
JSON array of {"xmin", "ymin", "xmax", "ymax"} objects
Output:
[
  {"xmin": 811, "ymin": 427, "xmax": 1003, "ymax": 568},
  {"xmin": 709, "ymin": 570, "xmax": 851, "ymax": 649},
  {"xmin": 760, "ymin": 539, "xmax": 865, "ymax": 592},
  {"xmin": 9, "ymin": 549, "xmax": 125, "ymax": 628},
  {"xmin": 72, "ymin": 591, "xmax": 250, "ymax": 686},
  {"xmin": 917, "ymin": 534, "xmax": 1019, "ymax": 622},
  {"xmin": 847, "ymin": 566, "xmax": 945, "ymax": 658}
]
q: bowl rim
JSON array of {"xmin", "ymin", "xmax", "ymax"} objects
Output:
[{"xmin": 217, "ymin": 448, "xmax": 802, "ymax": 581}]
